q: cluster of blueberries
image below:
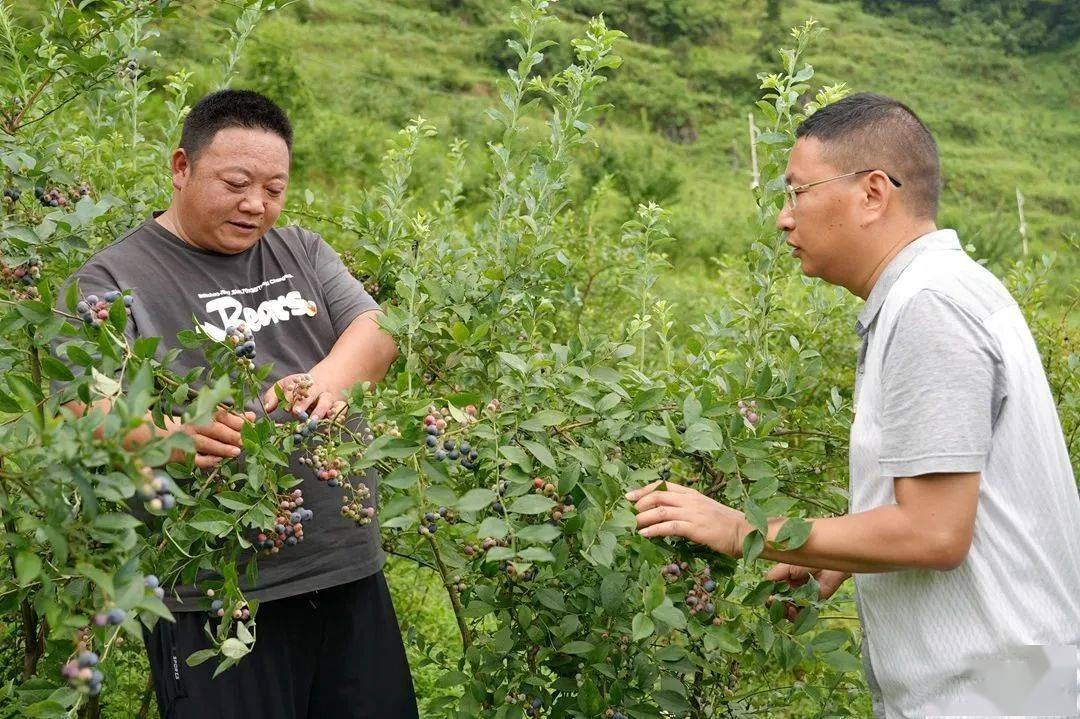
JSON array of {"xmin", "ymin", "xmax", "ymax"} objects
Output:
[
  {"xmin": 75, "ymin": 290, "xmax": 133, "ymax": 327},
  {"xmin": 1, "ymin": 256, "xmax": 40, "ymax": 295},
  {"xmin": 135, "ymin": 468, "xmax": 176, "ymax": 511},
  {"xmin": 738, "ymin": 398, "xmax": 760, "ymax": 426},
  {"xmin": 2, "ymin": 187, "xmax": 20, "ymax": 203},
  {"xmin": 256, "ymin": 489, "xmax": 312, "ymax": 553},
  {"xmin": 144, "ymin": 574, "xmax": 166, "ymax": 600},
  {"xmin": 61, "ymin": 650, "xmax": 104, "ymax": 697},
  {"xmin": 225, "ymin": 323, "xmax": 256, "ymax": 370},
  {"xmin": 91, "ymin": 606, "xmax": 126, "ymax": 627},
  {"xmin": 463, "ymin": 535, "xmax": 510, "ymax": 557},
  {"xmin": 34, "ymin": 184, "xmax": 88, "ymax": 207},
  {"xmin": 340, "ymin": 482, "xmax": 375, "ymax": 526},
  {"xmin": 417, "ymin": 505, "xmax": 455, "ymax": 536},
  {"xmin": 290, "ymin": 412, "xmax": 322, "ymax": 445},
  {"xmin": 663, "ymin": 562, "xmax": 725, "ymax": 625},
  {"xmin": 208, "ymin": 596, "xmax": 251, "ymax": 622}
]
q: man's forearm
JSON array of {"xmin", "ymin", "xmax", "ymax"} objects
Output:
[
  {"xmin": 310, "ymin": 310, "xmax": 399, "ymax": 393},
  {"xmin": 753, "ymin": 504, "xmax": 960, "ymax": 574}
]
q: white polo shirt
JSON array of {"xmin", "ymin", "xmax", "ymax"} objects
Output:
[{"xmin": 848, "ymin": 229, "xmax": 1080, "ymax": 717}]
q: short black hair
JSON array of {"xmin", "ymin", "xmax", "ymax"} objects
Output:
[
  {"xmin": 179, "ymin": 89, "xmax": 293, "ymax": 164},
  {"xmin": 796, "ymin": 92, "xmax": 940, "ymax": 220}
]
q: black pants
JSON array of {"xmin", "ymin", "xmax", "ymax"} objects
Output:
[{"xmin": 143, "ymin": 572, "xmax": 418, "ymax": 719}]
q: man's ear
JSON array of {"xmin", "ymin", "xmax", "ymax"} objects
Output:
[
  {"xmin": 171, "ymin": 148, "xmax": 192, "ymax": 191},
  {"xmin": 860, "ymin": 169, "xmax": 893, "ymax": 223}
]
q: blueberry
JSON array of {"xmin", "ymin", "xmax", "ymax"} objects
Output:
[
  {"xmin": 531, "ymin": 698, "xmax": 543, "ymax": 709},
  {"xmin": 438, "ymin": 507, "xmax": 448, "ymax": 517},
  {"xmin": 434, "ymin": 450, "xmax": 447, "ymax": 461},
  {"xmin": 448, "ymin": 450, "xmax": 460, "ymax": 460},
  {"xmin": 211, "ymin": 599, "xmax": 223, "ymax": 611},
  {"xmin": 306, "ymin": 419, "xmax": 318, "ymax": 432},
  {"xmin": 424, "ymin": 512, "xmax": 437, "ymax": 522},
  {"xmin": 104, "ymin": 290, "xmax": 121, "ymax": 302},
  {"xmin": 286, "ymin": 536, "xmax": 297, "ymax": 546},
  {"xmin": 469, "ymin": 450, "xmax": 478, "ymax": 461},
  {"xmin": 144, "ymin": 575, "xmax": 160, "ymax": 589},
  {"xmin": 160, "ymin": 494, "xmax": 176, "ymax": 510},
  {"xmin": 443, "ymin": 439, "xmax": 456, "ymax": 451},
  {"xmin": 78, "ymin": 651, "xmax": 99, "ymax": 668},
  {"xmin": 459, "ymin": 441, "xmax": 471, "ymax": 453},
  {"xmin": 427, "ymin": 523, "xmax": 438, "ymax": 534},
  {"xmin": 85, "ymin": 294, "xmax": 99, "ymax": 305},
  {"xmin": 292, "ymin": 433, "xmax": 304, "ymax": 442},
  {"xmin": 703, "ymin": 579, "xmax": 717, "ymax": 592},
  {"xmin": 290, "ymin": 511, "xmax": 301, "ymax": 523},
  {"xmin": 124, "ymin": 295, "xmax": 134, "ymax": 307},
  {"xmin": 106, "ymin": 607, "xmax": 126, "ymax": 625},
  {"xmin": 492, "ymin": 502, "xmax": 504, "ymax": 513},
  {"xmin": 426, "ymin": 435, "xmax": 437, "ymax": 447}
]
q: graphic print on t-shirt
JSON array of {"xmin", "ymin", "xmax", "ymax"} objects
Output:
[{"xmin": 196, "ymin": 273, "xmax": 318, "ymax": 341}]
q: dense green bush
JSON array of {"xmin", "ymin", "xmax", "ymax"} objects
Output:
[{"xmin": 0, "ymin": 2, "xmax": 1075, "ymax": 719}]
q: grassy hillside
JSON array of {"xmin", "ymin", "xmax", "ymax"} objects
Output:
[{"xmin": 154, "ymin": 0, "xmax": 1078, "ymax": 286}]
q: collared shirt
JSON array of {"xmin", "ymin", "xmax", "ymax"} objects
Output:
[{"xmin": 847, "ymin": 229, "xmax": 1080, "ymax": 717}]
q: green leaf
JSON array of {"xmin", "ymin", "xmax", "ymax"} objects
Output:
[
  {"xmin": 515, "ymin": 523, "xmax": 560, "ymax": 543},
  {"xmin": 39, "ymin": 355, "xmax": 74, "ymax": 381},
  {"xmin": 519, "ymin": 410, "xmax": 567, "ymax": 432},
  {"xmin": 520, "ymin": 439, "xmax": 556, "ymax": 470},
  {"xmin": 456, "ymin": 488, "xmax": 497, "ymax": 512},
  {"xmin": 517, "ymin": 547, "xmax": 555, "ymax": 563},
  {"xmin": 599, "ymin": 572, "xmax": 626, "ymax": 613},
  {"xmin": 643, "ymin": 574, "xmax": 665, "ymax": 612},
  {"xmin": 811, "ymin": 629, "xmax": 849, "ymax": 653},
  {"xmin": 651, "ymin": 601, "xmax": 687, "ymax": 630},
  {"xmin": 742, "ymin": 530, "xmax": 765, "ymax": 563},
  {"xmin": 559, "ymin": 640, "xmax": 594, "ymax": 655},
  {"xmin": 497, "ymin": 352, "xmax": 528, "ymax": 374},
  {"xmin": 186, "ymin": 649, "xmax": 218, "ymax": 667},
  {"xmin": 220, "ymin": 638, "xmax": 250, "ymax": 660},
  {"xmin": 15, "ymin": 552, "xmax": 41, "ymax": 585},
  {"xmin": 774, "ymin": 517, "xmax": 813, "ymax": 550},
  {"xmin": 820, "ymin": 649, "xmax": 861, "ymax": 672},
  {"xmin": 631, "ymin": 612, "xmax": 655, "ymax": 641},
  {"xmin": 382, "ymin": 466, "xmax": 419, "ymax": 489},
  {"xmin": 507, "ymin": 494, "xmax": 555, "ymax": 515}
]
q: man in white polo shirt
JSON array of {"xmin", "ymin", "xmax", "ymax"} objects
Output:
[{"xmin": 627, "ymin": 92, "xmax": 1080, "ymax": 717}]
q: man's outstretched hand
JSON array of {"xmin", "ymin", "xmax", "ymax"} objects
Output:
[
  {"xmin": 764, "ymin": 563, "xmax": 851, "ymax": 621},
  {"xmin": 262, "ymin": 372, "xmax": 346, "ymax": 421},
  {"xmin": 627, "ymin": 480, "xmax": 751, "ymax": 557}
]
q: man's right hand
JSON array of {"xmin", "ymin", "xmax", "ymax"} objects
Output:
[
  {"xmin": 169, "ymin": 409, "xmax": 256, "ymax": 469},
  {"xmin": 764, "ymin": 563, "xmax": 851, "ymax": 621}
]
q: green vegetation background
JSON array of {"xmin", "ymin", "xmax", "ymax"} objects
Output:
[{"xmin": 9, "ymin": 0, "xmax": 1075, "ymax": 714}]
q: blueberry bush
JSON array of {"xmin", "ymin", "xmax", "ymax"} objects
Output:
[{"xmin": 0, "ymin": 2, "xmax": 1075, "ymax": 718}]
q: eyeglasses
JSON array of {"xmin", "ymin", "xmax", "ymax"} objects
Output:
[{"xmin": 783, "ymin": 169, "xmax": 902, "ymax": 209}]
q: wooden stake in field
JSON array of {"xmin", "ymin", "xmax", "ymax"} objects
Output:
[
  {"xmin": 1016, "ymin": 187, "xmax": 1029, "ymax": 256},
  {"xmin": 749, "ymin": 112, "xmax": 760, "ymax": 190}
]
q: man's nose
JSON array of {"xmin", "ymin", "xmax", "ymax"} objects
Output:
[
  {"xmin": 776, "ymin": 204, "xmax": 795, "ymax": 233},
  {"xmin": 238, "ymin": 191, "xmax": 264, "ymax": 215}
]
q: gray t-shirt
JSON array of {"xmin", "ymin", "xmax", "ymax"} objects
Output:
[{"xmin": 55, "ymin": 213, "xmax": 386, "ymax": 611}]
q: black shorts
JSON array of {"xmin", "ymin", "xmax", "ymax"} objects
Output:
[{"xmin": 143, "ymin": 571, "xmax": 418, "ymax": 719}]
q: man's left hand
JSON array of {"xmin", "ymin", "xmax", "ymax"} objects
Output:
[
  {"xmin": 627, "ymin": 480, "xmax": 752, "ymax": 557},
  {"xmin": 262, "ymin": 372, "xmax": 347, "ymax": 421}
]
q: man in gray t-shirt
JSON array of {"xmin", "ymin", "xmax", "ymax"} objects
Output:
[
  {"xmin": 628, "ymin": 93, "xmax": 1079, "ymax": 717},
  {"xmin": 56, "ymin": 90, "xmax": 418, "ymax": 718}
]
